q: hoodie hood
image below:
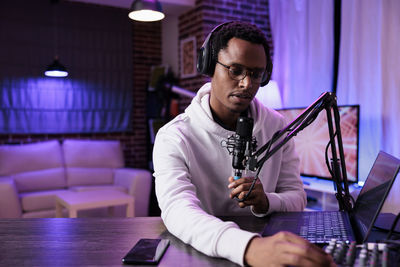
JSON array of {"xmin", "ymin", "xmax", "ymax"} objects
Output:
[{"xmin": 185, "ymin": 82, "xmax": 272, "ymax": 137}]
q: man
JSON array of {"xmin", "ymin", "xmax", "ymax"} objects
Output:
[{"xmin": 153, "ymin": 21, "xmax": 334, "ymax": 266}]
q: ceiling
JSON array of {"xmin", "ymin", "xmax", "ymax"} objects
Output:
[{"xmin": 67, "ymin": 0, "xmax": 195, "ymax": 15}]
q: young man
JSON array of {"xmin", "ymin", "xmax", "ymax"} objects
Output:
[{"xmin": 153, "ymin": 21, "xmax": 334, "ymax": 266}]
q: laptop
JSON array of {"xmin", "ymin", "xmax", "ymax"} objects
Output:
[{"xmin": 262, "ymin": 151, "xmax": 400, "ymax": 244}]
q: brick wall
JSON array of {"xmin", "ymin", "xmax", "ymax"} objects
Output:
[{"xmin": 130, "ymin": 21, "xmax": 162, "ymax": 168}]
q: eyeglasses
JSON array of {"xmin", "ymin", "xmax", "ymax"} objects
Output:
[{"xmin": 216, "ymin": 61, "xmax": 265, "ymax": 83}]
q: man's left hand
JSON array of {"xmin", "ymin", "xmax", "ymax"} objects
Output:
[{"xmin": 228, "ymin": 176, "xmax": 269, "ymax": 213}]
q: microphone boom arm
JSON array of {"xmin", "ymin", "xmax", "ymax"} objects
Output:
[{"xmin": 249, "ymin": 92, "xmax": 353, "ymax": 212}]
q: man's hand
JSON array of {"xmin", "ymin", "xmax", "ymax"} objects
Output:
[
  {"xmin": 245, "ymin": 232, "xmax": 336, "ymax": 267},
  {"xmin": 228, "ymin": 176, "xmax": 268, "ymax": 213}
]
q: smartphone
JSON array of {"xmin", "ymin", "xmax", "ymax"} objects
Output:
[{"xmin": 122, "ymin": 238, "xmax": 170, "ymax": 265}]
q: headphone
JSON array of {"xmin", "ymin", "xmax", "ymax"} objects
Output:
[{"xmin": 196, "ymin": 21, "xmax": 273, "ymax": 87}]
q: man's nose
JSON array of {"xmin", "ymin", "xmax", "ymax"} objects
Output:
[{"xmin": 239, "ymin": 73, "xmax": 252, "ymax": 88}]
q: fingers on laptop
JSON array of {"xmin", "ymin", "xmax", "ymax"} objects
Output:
[
  {"xmin": 245, "ymin": 233, "xmax": 335, "ymax": 267},
  {"xmin": 272, "ymin": 232, "xmax": 335, "ymax": 267}
]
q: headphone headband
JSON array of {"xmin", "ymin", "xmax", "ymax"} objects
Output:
[{"xmin": 196, "ymin": 21, "xmax": 272, "ymax": 86}]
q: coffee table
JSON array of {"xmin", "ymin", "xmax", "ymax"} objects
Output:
[{"xmin": 55, "ymin": 190, "xmax": 134, "ymax": 218}]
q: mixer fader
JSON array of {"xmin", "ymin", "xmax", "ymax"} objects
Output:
[{"xmin": 325, "ymin": 239, "xmax": 390, "ymax": 267}]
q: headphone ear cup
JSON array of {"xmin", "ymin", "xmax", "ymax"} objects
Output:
[
  {"xmin": 260, "ymin": 57, "xmax": 273, "ymax": 87},
  {"xmin": 197, "ymin": 32, "xmax": 213, "ymax": 76},
  {"xmin": 196, "ymin": 46, "xmax": 206, "ymax": 74},
  {"xmin": 197, "ymin": 22, "xmax": 231, "ymax": 77}
]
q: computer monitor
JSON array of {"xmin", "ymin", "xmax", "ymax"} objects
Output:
[{"xmin": 276, "ymin": 105, "xmax": 360, "ymax": 183}]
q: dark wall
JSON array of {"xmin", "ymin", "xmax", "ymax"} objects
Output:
[
  {"xmin": 0, "ymin": 0, "xmax": 271, "ymax": 169},
  {"xmin": 0, "ymin": 0, "xmax": 162, "ymax": 169}
]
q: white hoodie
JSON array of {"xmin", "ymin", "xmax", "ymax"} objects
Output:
[{"xmin": 153, "ymin": 83, "xmax": 306, "ymax": 266}]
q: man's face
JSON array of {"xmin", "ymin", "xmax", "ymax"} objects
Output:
[{"xmin": 210, "ymin": 37, "xmax": 266, "ymax": 119}]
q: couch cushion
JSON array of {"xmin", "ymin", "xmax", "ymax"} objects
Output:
[
  {"xmin": 69, "ymin": 185, "xmax": 128, "ymax": 194},
  {"xmin": 63, "ymin": 139, "xmax": 124, "ymax": 168},
  {"xmin": 13, "ymin": 168, "xmax": 67, "ymax": 193},
  {"xmin": 66, "ymin": 168, "xmax": 114, "ymax": 187},
  {"xmin": 0, "ymin": 177, "xmax": 22, "ymax": 218},
  {"xmin": 22, "ymin": 209, "xmax": 58, "ymax": 218},
  {"xmin": 0, "ymin": 140, "xmax": 63, "ymax": 176},
  {"xmin": 19, "ymin": 189, "xmax": 70, "ymax": 212}
]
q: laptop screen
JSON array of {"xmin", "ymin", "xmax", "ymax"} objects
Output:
[{"xmin": 352, "ymin": 151, "xmax": 400, "ymax": 241}]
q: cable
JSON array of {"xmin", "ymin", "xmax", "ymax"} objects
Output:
[
  {"xmin": 374, "ymin": 212, "xmax": 400, "ymax": 254},
  {"xmin": 324, "ymin": 131, "xmax": 355, "ymax": 208},
  {"xmin": 236, "ymin": 163, "xmax": 262, "ymax": 202},
  {"xmin": 236, "ymin": 133, "xmax": 273, "ymax": 202},
  {"xmin": 374, "ymin": 225, "xmax": 400, "ymax": 235},
  {"xmin": 325, "ymin": 133, "xmax": 335, "ymax": 178},
  {"xmin": 242, "ymin": 106, "xmax": 328, "ymax": 202},
  {"xmin": 387, "ymin": 211, "xmax": 400, "ymax": 240}
]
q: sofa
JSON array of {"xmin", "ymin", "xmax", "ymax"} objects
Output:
[{"xmin": 0, "ymin": 139, "xmax": 152, "ymax": 218}]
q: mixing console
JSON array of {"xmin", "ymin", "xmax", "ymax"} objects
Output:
[{"xmin": 325, "ymin": 239, "xmax": 390, "ymax": 267}]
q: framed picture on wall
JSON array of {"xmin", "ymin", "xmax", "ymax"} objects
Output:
[{"xmin": 180, "ymin": 36, "xmax": 197, "ymax": 78}]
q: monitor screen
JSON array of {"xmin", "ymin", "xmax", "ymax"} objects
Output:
[{"xmin": 276, "ymin": 105, "xmax": 360, "ymax": 183}]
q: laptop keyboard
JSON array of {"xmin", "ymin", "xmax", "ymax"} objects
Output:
[{"xmin": 299, "ymin": 211, "xmax": 350, "ymax": 243}]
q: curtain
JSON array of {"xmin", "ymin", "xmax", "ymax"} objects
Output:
[
  {"xmin": 0, "ymin": 77, "xmax": 132, "ymax": 133},
  {"xmin": 337, "ymin": 0, "xmax": 400, "ymax": 213},
  {"xmin": 269, "ymin": 0, "xmax": 334, "ymax": 108},
  {"xmin": 270, "ymin": 0, "xmax": 400, "ymax": 213}
]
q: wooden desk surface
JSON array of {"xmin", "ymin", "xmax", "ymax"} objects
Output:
[{"xmin": 0, "ymin": 216, "xmax": 267, "ymax": 267}]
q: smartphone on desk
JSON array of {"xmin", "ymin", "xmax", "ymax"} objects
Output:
[{"xmin": 122, "ymin": 238, "xmax": 170, "ymax": 265}]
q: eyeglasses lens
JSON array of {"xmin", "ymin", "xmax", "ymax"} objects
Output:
[{"xmin": 228, "ymin": 65, "xmax": 264, "ymax": 82}]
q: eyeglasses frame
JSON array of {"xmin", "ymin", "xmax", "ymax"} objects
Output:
[{"xmin": 216, "ymin": 61, "xmax": 266, "ymax": 83}]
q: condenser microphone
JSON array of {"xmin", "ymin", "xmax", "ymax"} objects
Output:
[{"xmin": 232, "ymin": 117, "xmax": 254, "ymax": 180}]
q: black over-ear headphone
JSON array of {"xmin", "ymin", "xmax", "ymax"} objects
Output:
[{"xmin": 196, "ymin": 21, "xmax": 273, "ymax": 87}]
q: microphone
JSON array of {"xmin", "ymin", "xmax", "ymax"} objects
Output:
[{"xmin": 232, "ymin": 117, "xmax": 254, "ymax": 180}]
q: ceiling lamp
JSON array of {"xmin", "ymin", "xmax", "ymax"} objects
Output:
[
  {"xmin": 45, "ymin": 0, "xmax": 68, "ymax": 78},
  {"xmin": 128, "ymin": 0, "xmax": 165, "ymax": 22},
  {"xmin": 45, "ymin": 57, "xmax": 68, "ymax": 77}
]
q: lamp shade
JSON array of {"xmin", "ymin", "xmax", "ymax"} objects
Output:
[
  {"xmin": 44, "ymin": 58, "xmax": 68, "ymax": 77},
  {"xmin": 128, "ymin": 0, "xmax": 165, "ymax": 22}
]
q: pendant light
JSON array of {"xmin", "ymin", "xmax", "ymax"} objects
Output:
[
  {"xmin": 45, "ymin": 0, "xmax": 68, "ymax": 77},
  {"xmin": 128, "ymin": 0, "xmax": 165, "ymax": 22},
  {"xmin": 45, "ymin": 56, "xmax": 68, "ymax": 77}
]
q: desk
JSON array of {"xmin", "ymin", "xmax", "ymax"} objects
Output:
[
  {"xmin": 0, "ymin": 216, "xmax": 398, "ymax": 266},
  {"xmin": 0, "ymin": 217, "xmax": 263, "ymax": 266},
  {"xmin": 302, "ymin": 176, "xmax": 359, "ymax": 211}
]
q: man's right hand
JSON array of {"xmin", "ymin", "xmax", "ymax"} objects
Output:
[{"xmin": 244, "ymin": 232, "xmax": 336, "ymax": 267}]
